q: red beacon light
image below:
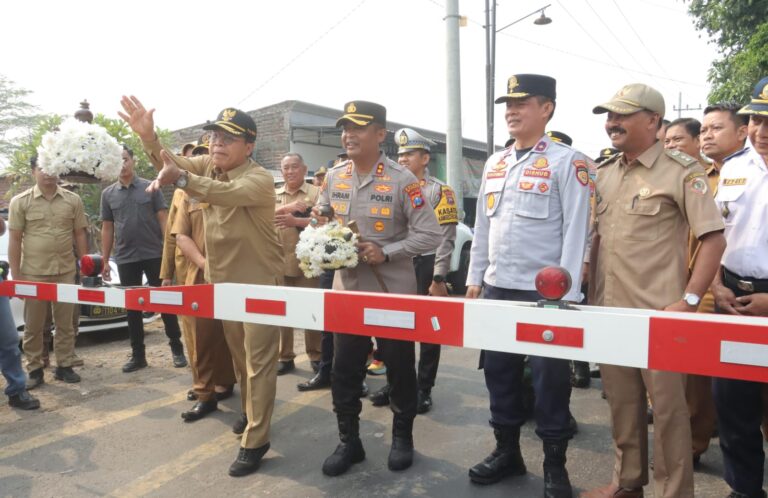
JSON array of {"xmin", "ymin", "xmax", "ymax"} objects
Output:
[
  {"xmin": 80, "ymin": 254, "xmax": 104, "ymax": 287},
  {"xmin": 535, "ymin": 266, "xmax": 573, "ymax": 309}
]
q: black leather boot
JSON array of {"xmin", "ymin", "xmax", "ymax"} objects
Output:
[
  {"xmin": 543, "ymin": 439, "xmax": 573, "ymax": 498},
  {"xmin": 388, "ymin": 415, "xmax": 414, "ymax": 471},
  {"xmin": 571, "ymin": 361, "xmax": 590, "ymax": 388},
  {"xmin": 322, "ymin": 416, "xmax": 365, "ymax": 476},
  {"xmin": 468, "ymin": 425, "xmax": 526, "ymax": 485}
]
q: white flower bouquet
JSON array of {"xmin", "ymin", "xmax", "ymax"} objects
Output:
[
  {"xmin": 295, "ymin": 221, "xmax": 359, "ymax": 278},
  {"xmin": 37, "ymin": 118, "xmax": 123, "ymax": 182}
]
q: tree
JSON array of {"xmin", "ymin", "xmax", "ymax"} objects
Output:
[
  {"xmin": 687, "ymin": 0, "xmax": 768, "ymax": 103},
  {"xmin": 0, "ymin": 75, "xmax": 41, "ymax": 169}
]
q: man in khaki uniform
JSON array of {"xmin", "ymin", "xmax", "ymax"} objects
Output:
[
  {"xmin": 314, "ymin": 101, "xmax": 441, "ymax": 477},
  {"xmin": 274, "ymin": 152, "xmax": 322, "ymax": 376},
  {"xmin": 8, "ymin": 156, "xmax": 89, "ymax": 387},
  {"xmin": 584, "ymin": 84, "xmax": 726, "ymax": 498},
  {"xmin": 119, "ymin": 96, "xmax": 284, "ymax": 477}
]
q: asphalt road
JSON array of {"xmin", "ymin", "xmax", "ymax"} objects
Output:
[{"xmin": 0, "ymin": 324, "xmax": 762, "ymax": 497}]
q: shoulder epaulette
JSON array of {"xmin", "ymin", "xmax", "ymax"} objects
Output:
[{"xmin": 665, "ymin": 149, "xmax": 698, "ymax": 167}]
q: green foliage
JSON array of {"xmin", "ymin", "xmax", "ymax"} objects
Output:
[
  {"xmin": 687, "ymin": 0, "xmax": 768, "ymax": 103},
  {"xmin": 5, "ymin": 113, "xmax": 171, "ymax": 221},
  {"xmin": 0, "ymin": 75, "xmax": 43, "ymax": 168}
]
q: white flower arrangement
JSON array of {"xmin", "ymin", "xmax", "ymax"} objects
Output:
[
  {"xmin": 37, "ymin": 118, "xmax": 123, "ymax": 181},
  {"xmin": 295, "ymin": 221, "xmax": 359, "ymax": 278}
]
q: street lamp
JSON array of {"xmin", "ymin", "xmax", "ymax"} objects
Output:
[{"xmin": 485, "ymin": 3, "xmax": 552, "ymax": 158}]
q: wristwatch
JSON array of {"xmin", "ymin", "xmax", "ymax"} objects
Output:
[
  {"xmin": 433, "ymin": 274, "xmax": 445, "ymax": 284},
  {"xmin": 175, "ymin": 170, "xmax": 189, "ymax": 188},
  {"xmin": 683, "ymin": 293, "xmax": 701, "ymax": 307}
]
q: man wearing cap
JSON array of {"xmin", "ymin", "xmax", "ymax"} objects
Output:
[
  {"xmin": 466, "ymin": 74, "xmax": 591, "ymax": 497},
  {"xmin": 119, "ymin": 96, "xmax": 284, "ymax": 477},
  {"xmin": 274, "ymin": 152, "xmax": 322, "ymax": 376},
  {"xmin": 366, "ymin": 127, "xmax": 457, "ymax": 414},
  {"xmin": 101, "ymin": 146, "xmax": 187, "ymax": 373},
  {"xmin": 710, "ymin": 77, "xmax": 768, "ymax": 498},
  {"xmin": 313, "ymin": 165, "xmax": 328, "ymax": 187},
  {"xmin": 584, "ymin": 84, "xmax": 726, "ymax": 498},
  {"xmin": 312, "ymin": 101, "xmax": 441, "ymax": 476}
]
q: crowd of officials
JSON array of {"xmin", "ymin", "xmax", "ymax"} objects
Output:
[{"xmin": 1, "ymin": 74, "xmax": 767, "ymax": 497}]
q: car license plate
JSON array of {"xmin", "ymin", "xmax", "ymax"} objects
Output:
[{"xmin": 84, "ymin": 305, "xmax": 125, "ymax": 318}]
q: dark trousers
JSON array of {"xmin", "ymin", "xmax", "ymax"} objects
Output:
[
  {"xmin": 332, "ymin": 333, "xmax": 416, "ymax": 419},
  {"xmin": 713, "ymin": 269, "xmax": 766, "ymax": 495},
  {"xmin": 318, "ymin": 270, "xmax": 335, "ymax": 379},
  {"xmin": 481, "ymin": 284, "xmax": 574, "ymax": 441},
  {"xmin": 116, "ymin": 258, "xmax": 182, "ymax": 356},
  {"xmin": 413, "ymin": 254, "xmax": 440, "ymax": 390}
]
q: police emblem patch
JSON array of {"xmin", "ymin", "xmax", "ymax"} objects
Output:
[
  {"xmin": 639, "ymin": 187, "xmax": 650, "ymax": 198},
  {"xmin": 374, "ymin": 221, "xmax": 385, "ymax": 232},
  {"xmin": 374, "ymin": 184, "xmax": 392, "ymax": 193},
  {"xmin": 334, "ymin": 182, "xmax": 351, "ymax": 190},
  {"xmin": 346, "ymin": 103, "xmax": 357, "ymax": 113},
  {"xmin": 404, "ymin": 182, "xmax": 425, "ymax": 209},
  {"xmin": 539, "ymin": 182, "xmax": 549, "ymax": 193},
  {"xmin": 519, "ymin": 181, "xmax": 535, "ymax": 191},
  {"xmin": 534, "ymin": 141, "xmax": 547, "ymax": 152},
  {"xmin": 532, "ymin": 157, "xmax": 549, "ymax": 169},
  {"xmin": 575, "ymin": 165, "xmax": 589, "ymax": 186},
  {"xmin": 492, "ymin": 161, "xmax": 508, "ymax": 171}
]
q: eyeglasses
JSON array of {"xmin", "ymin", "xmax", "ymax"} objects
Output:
[{"xmin": 209, "ymin": 131, "xmax": 244, "ymax": 145}]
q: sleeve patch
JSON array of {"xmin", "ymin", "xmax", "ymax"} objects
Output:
[{"xmin": 404, "ymin": 182, "xmax": 425, "ymax": 209}]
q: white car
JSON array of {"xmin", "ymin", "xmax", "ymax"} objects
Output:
[
  {"xmin": 447, "ymin": 222, "xmax": 473, "ymax": 295},
  {"xmin": 0, "ymin": 227, "xmax": 157, "ymax": 339}
]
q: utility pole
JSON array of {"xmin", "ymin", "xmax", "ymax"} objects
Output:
[
  {"xmin": 673, "ymin": 91, "xmax": 702, "ymax": 119},
  {"xmin": 446, "ymin": 0, "xmax": 464, "ymax": 213}
]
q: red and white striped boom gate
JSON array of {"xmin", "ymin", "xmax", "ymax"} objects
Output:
[{"xmin": 3, "ymin": 280, "xmax": 768, "ymax": 383}]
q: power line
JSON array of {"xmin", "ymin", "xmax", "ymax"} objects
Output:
[
  {"xmin": 421, "ymin": 0, "xmax": 706, "ymax": 88},
  {"xmin": 582, "ymin": 0, "xmax": 652, "ymax": 76},
  {"xmin": 236, "ymin": 0, "xmax": 369, "ymax": 106},
  {"xmin": 555, "ymin": 0, "xmax": 634, "ymax": 79},
  {"xmin": 611, "ymin": 0, "xmax": 673, "ymax": 80}
]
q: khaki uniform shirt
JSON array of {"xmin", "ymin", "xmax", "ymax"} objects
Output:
[
  {"xmin": 159, "ymin": 189, "xmax": 188, "ymax": 282},
  {"xmin": 591, "ymin": 142, "xmax": 725, "ymax": 309},
  {"xmin": 171, "ymin": 190, "xmax": 209, "ymax": 286},
  {"xmin": 275, "ymin": 182, "xmax": 321, "ymax": 278},
  {"xmin": 318, "ymin": 153, "xmax": 442, "ymax": 293},
  {"xmin": 687, "ymin": 164, "xmax": 720, "ymax": 313},
  {"xmin": 419, "ymin": 170, "xmax": 458, "ymax": 277},
  {"xmin": 8, "ymin": 185, "xmax": 88, "ymax": 276},
  {"xmin": 143, "ymin": 138, "xmax": 283, "ymax": 285}
]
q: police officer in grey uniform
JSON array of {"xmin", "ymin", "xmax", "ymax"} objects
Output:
[
  {"xmin": 465, "ymin": 75, "xmax": 592, "ymax": 498},
  {"xmin": 368, "ymin": 128, "xmax": 458, "ymax": 414},
  {"xmin": 313, "ymin": 101, "xmax": 441, "ymax": 477}
]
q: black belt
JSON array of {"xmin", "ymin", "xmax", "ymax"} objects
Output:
[
  {"xmin": 722, "ymin": 267, "xmax": 768, "ymax": 293},
  {"xmin": 413, "ymin": 254, "xmax": 436, "ymax": 261}
]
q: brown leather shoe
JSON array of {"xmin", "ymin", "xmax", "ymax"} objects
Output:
[{"xmin": 581, "ymin": 484, "xmax": 643, "ymax": 498}]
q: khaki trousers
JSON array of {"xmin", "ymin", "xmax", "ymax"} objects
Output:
[
  {"xmin": 278, "ymin": 275, "xmax": 321, "ymax": 362},
  {"xmin": 190, "ymin": 317, "xmax": 236, "ymax": 402},
  {"xmin": 222, "ymin": 319, "xmax": 279, "ymax": 449},
  {"xmin": 601, "ymin": 365, "xmax": 694, "ymax": 498},
  {"xmin": 685, "ymin": 374, "xmax": 717, "ymax": 457},
  {"xmin": 22, "ymin": 271, "xmax": 77, "ymax": 371}
]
